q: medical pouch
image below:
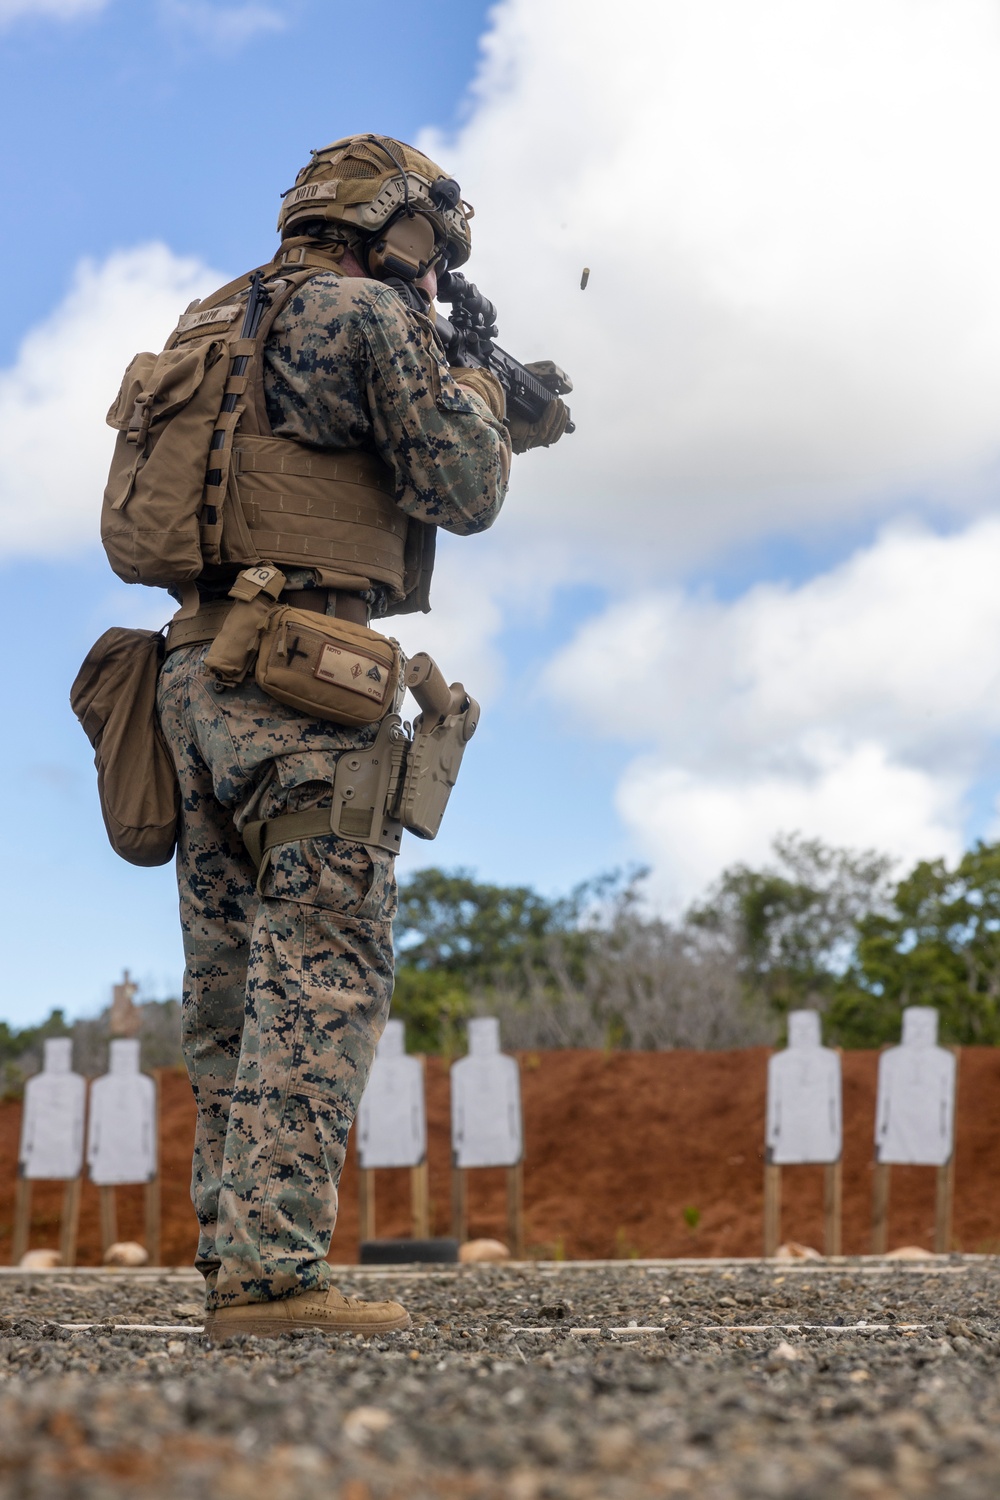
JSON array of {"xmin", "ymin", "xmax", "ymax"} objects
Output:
[
  {"xmin": 70, "ymin": 627, "xmax": 180, "ymax": 867},
  {"xmin": 254, "ymin": 607, "xmax": 403, "ymax": 729}
]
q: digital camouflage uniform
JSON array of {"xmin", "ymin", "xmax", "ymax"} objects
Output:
[{"xmin": 157, "ymin": 271, "xmax": 509, "ymax": 1309}]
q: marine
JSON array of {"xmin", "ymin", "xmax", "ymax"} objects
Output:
[{"xmin": 120, "ymin": 134, "xmax": 570, "ymax": 1338}]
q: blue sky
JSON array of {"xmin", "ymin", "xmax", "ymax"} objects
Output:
[{"xmin": 4, "ymin": 0, "xmax": 1000, "ymax": 1025}]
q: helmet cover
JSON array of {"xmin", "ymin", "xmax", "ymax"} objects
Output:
[{"xmin": 278, "ymin": 133, "xmax": 473, "ymax": 269}]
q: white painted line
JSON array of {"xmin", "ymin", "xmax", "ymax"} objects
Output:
[
  {"xmin": 506, "ymin": 1322, "xmax": 929, "ymax": 1336},
  {"xmin": 55, "ymin": 1323, "xmax": 204, "ymax": 1334},
  {"xmin": 31, "ymin": 1319, "xmax": 935, "ymax": 1341}
]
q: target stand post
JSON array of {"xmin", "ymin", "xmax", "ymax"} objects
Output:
[
  {"xmin": 449, "ymin": 1160, "xmax": 525, "ymax": 1259},
  {"xmin": 11, "ymin": 1172, "xmax": 84, "ymax": 1267},
  {"xmin": 763, "ymin": 1158, "xmax": 842, "ymax": 1257},
  {"xmin": 357, "ymin": 1158, "xmax": 431, "ymax": 1244}
]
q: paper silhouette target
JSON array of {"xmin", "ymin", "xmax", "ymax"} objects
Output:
[
  {"xmin": 356, "ymin": 1020, "xmax": 426, "ymax": 1169},
  {"xmin": 766, "ymin": 1010, "xmax": 842, "ymax": 1165},
  {"xmin": 86, "ymin": 1039, "xmax": 158, "ymax": 1185},
  {"xmin": 875, "ymin": 1006, "xmax": 956, "ymax": 1166},
  {"xmin": 451, "ymin": 1018, "xmax": 523, "ymax": 1169},
  {"xmin": 18, "ymin": 1038, "xmax": 86, "ymax": 1181}
]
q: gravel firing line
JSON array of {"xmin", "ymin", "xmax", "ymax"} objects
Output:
[{"xmin": 3, "ymin": 1257, "xmax": 999, "ymax": 1498}]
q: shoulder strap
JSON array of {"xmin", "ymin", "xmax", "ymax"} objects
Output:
[{"xmin": 243, "ymin": 263, "xmax": 346, "ymax": 438}]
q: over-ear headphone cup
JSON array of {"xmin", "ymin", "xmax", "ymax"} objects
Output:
[{"xmin": 367, "ymin": 213, "xmax": 439, "ymax": 281}]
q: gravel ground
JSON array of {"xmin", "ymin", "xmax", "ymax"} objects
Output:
[{"xmin": 1, "ymin": 1258, "xmax": 999, "ymax": 1498}]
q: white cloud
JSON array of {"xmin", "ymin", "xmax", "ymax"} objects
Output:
[
  {"xmin": 0, "ymin": 245, "xmax": 221, "ymax": 556},
  {"xmin": 0, "ymin": 0, "xmax": 107, "ymax": 21},
  {"xmin": 618, "ymin": 746, "xmax": 964, "ymax": 908},
  {"xmin": 544, "ymin": 519, "xmax": 1000, "ymax": 901},
  {"xmin": 425, "ymin": 0, "xmax": 1000, "ymax": 576},
  {"xmin": 158, "ymin": 0, "xmax": 285, "ymax": 44}
]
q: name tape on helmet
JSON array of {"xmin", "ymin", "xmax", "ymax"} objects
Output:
[{"xmin": 284, "ymin": 181, "xmax": 340, "ymax": 209}]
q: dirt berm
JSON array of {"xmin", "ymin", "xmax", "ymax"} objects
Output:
[{"xmin": 2, "ymin": 1047, "xmax": 999, "ymax": 1265}]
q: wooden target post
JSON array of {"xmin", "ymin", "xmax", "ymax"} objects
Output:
[
  {"xmin": 870, "ymin": 1031, "xmax": 959, "ymax": 1255},
  {"xmin": 763, "ymin": 1160, "xmax": 843, "ymax": 1257},
  {"xmin": 11, "ymin": 1174, "xmax": 83, "ymax": 1267},
  {"xmin": 871, "ymin": 1156, "xmax": 956, "ymax": 1255},
  {"xmin": 358, "ymin": 1160, "xmax": 431, "ymax": 1244},
  {"xmin": 95, "ymin": 1177, "xmax": 161, "ymax": 1264},
  {"xmin": 450, "ymin": 1160, "xmax": 525, "ymax": 1259}
]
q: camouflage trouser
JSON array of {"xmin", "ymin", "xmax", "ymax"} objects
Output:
[{"xmin": 157, "ymin": 644, "xmax": 396, "ymax": 1309}]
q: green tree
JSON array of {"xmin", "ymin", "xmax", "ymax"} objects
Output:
[
  {"xmin": 390, "ymin": 867, "xmax": 614, "ymax": 1050},
  {"xmin": 829, "ymin": 840, "xmax": 1000, "ymax": 1046},
  {"xmin": 689, "ymin": 833, "xmax": 894, "ymax": 1019},
  {"xmin": 0, "ymin": 1009, "xmax": 73, "ymax": 1095}
]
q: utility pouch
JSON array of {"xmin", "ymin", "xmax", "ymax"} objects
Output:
[
  {"xmin": 203, "ymin": 564, "xmax": 287, "ymax": 684},
  {"xmin": 70, "ymin": 628, "xmax": 179, "ymax": 867},
  {"xmin": 397, "ymin": 653, "xmax": 480, "ymax": 840},
  {"xmin": 256, "ymin": 608, "xmax": 403, "ymax": 729}
]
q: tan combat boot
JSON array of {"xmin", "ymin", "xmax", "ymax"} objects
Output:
[{"xmin": 204, "ymin": 1284, "xmax": 410, "ymax": 1341}]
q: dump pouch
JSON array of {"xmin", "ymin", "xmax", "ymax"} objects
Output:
[{"xmin": 70, "ymin": 628, "xmax": 180, "ymax": 867}]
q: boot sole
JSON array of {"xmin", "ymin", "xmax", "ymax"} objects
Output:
[{"xmin": 206, "ymin": 1311, "xmax": 411, "ymax": 1341}]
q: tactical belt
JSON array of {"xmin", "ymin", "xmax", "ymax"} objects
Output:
[{"xmin": 164, "ymin": 587, "xmax": 369, "ymax": 653}]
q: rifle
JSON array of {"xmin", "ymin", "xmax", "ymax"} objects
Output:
[
  {"xmin": 434, "ymin": 270, "xmax": 573, "ymax": 429},
  {"xmin": 384, "ymin": 270, "xmax": 573, "ymax": 430}
]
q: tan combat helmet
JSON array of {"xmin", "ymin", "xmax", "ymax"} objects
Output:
[{"xmin": 277, "ymin": 133, "xmax": 473, "ymax": 275}]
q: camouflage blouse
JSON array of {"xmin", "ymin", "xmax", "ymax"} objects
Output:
[{"xmin": 263, "ymin": 271, "xmax": 510, "ymax": 537}]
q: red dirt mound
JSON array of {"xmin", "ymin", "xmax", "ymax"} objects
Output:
[{"xmin": 1, "ymin": 1047, "xmax": 998, "ymax": 1267}]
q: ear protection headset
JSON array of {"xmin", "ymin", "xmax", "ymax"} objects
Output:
[{"xmin": 362, "ymin": 137, "xmax": 462, "ymax": 283}]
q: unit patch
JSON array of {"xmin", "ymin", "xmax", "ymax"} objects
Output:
[{"xmin": 315, "ymin": 643, "xmax": 386, "ymax": 702}]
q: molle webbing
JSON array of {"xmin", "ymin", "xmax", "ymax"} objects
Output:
[
  {"xmin": 232, "ymin": 435, "xmax": 407, "ymax": 589},
  {"xmin": 200, "ymin": 336, "xmax": 256, "ymax": 561}
]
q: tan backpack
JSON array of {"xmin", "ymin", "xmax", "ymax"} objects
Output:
[{"xmin": 100, "ymin": 269, "xmax": 299, "ymax": 588}]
